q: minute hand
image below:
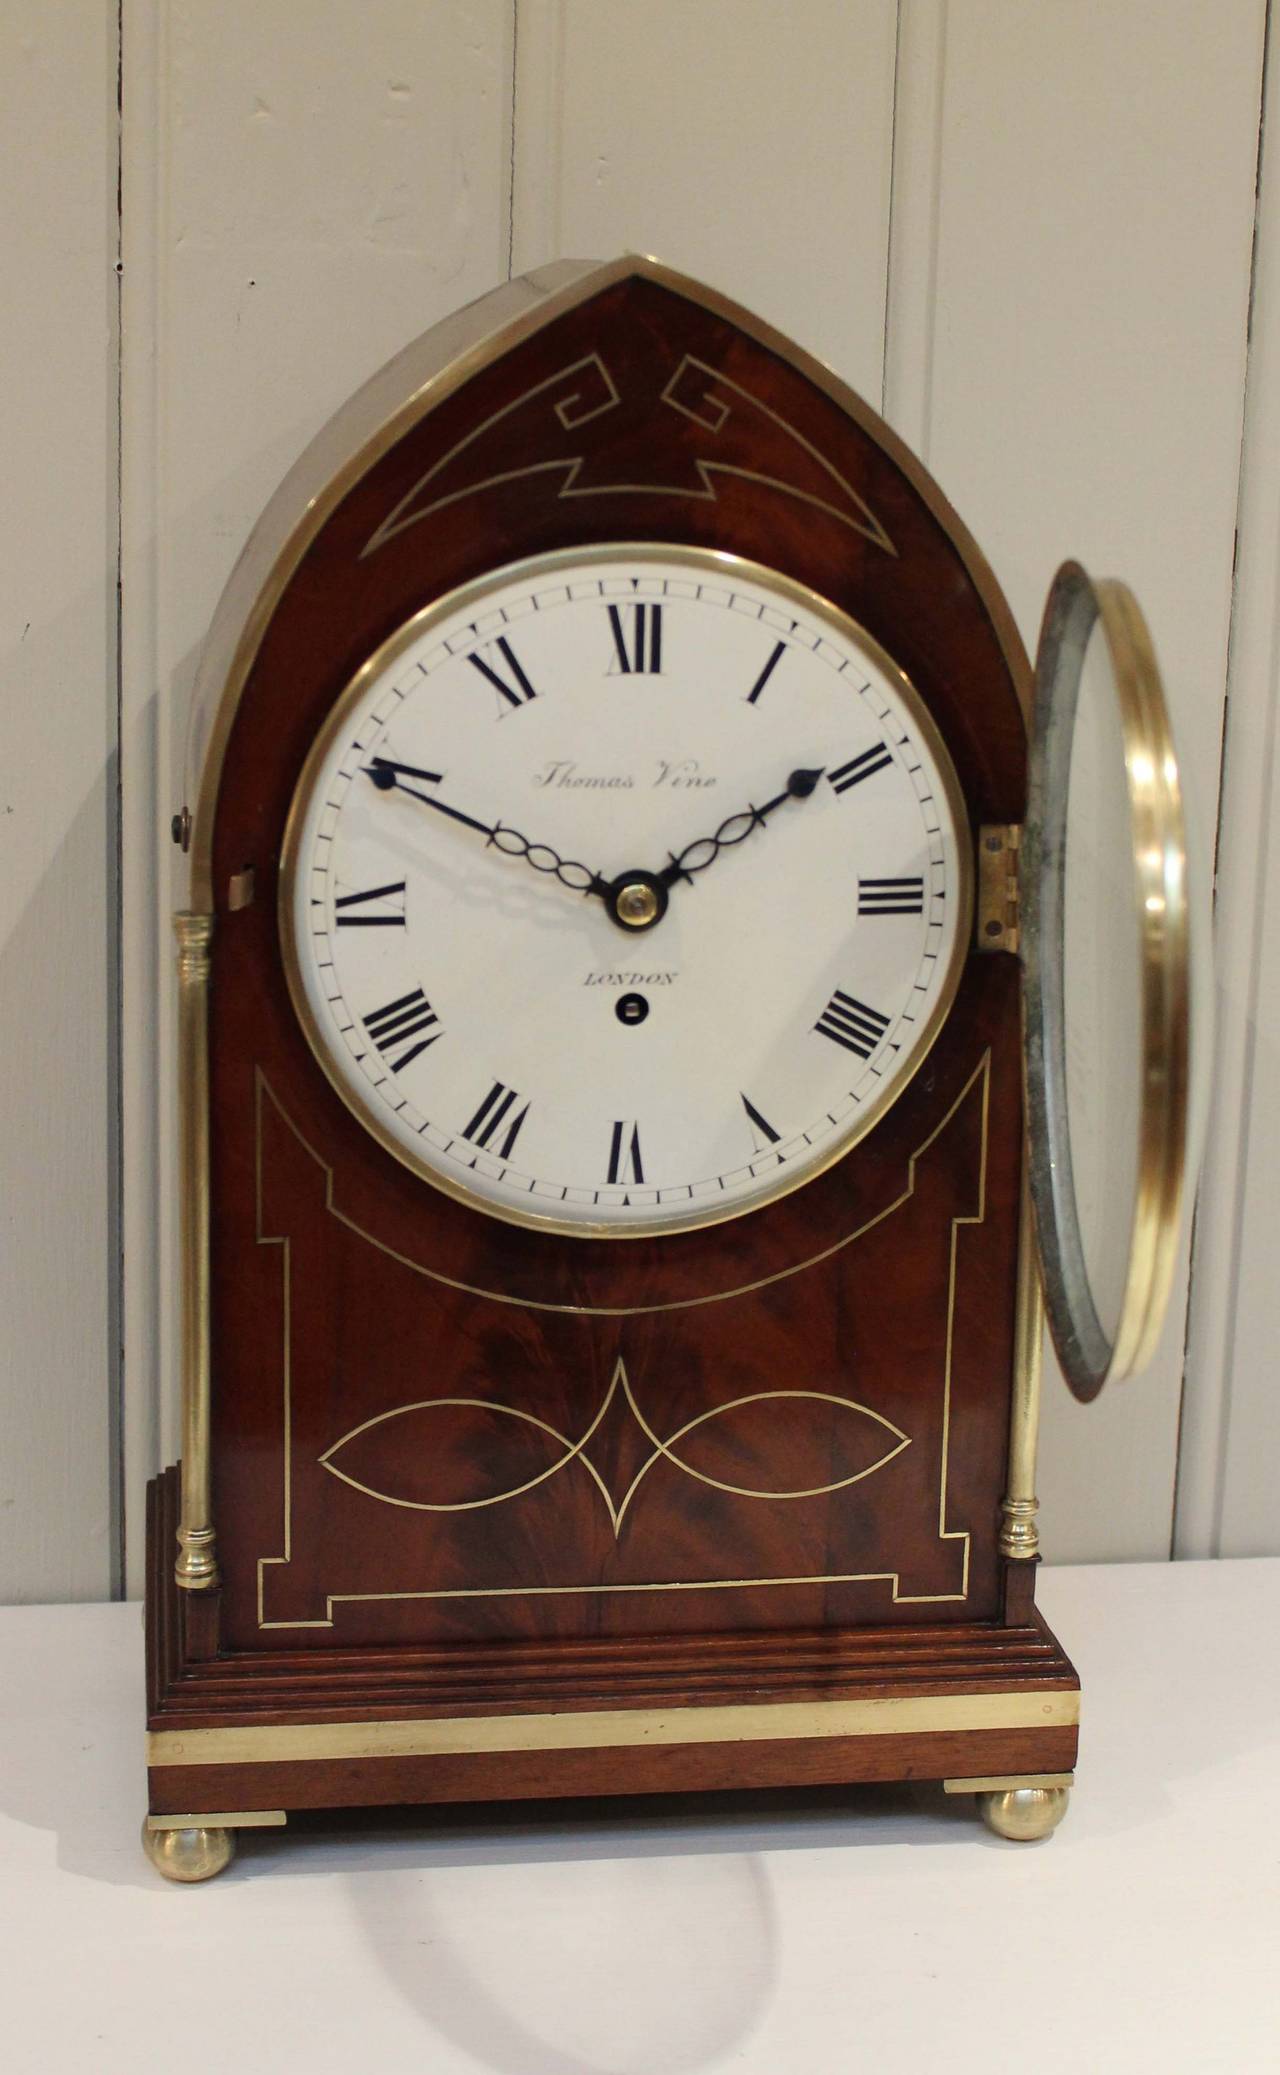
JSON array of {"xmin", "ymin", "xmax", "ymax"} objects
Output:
[
  {"xmin": 364, "ymin": 758, "xmax": 611, "ymax": 898},
  {"xmin": 656, "ymin": 766, "xmax": 824, "ymax": 889}
]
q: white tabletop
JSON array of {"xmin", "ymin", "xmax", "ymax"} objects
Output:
[{"xmin": 1, "ymin": 1560, "xmax": 1277, "ymax": 2075}]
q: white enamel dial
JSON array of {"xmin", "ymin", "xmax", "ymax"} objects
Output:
[{"xmin": 281, "ymin": 546, "xmax": 971, "ymax": 1235}]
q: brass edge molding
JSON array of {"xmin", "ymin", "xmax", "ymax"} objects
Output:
[
  {"xmin": 943, "ymin": 1773, "xmax": 1073, "ymax": 1794},
  {"xmin": 146, "ymin": 1810, "xmax": 287, "ymax": 1831},
  {"xmin": 255, "ymin": 1059, "xmax": 987, "ymax": 1626},
  {"xmin": 148, "ymin": 1688, "xmax": 1080, "ymax": 1769},
  {"xmin": 185, "ymin": 253, "xmax": 1030, "ymax": 908},
  {"xmin": 173, "ymin": 913, "xmax": 218, "ymax": 1592},
  {"xmin": 1000, "ymin": 1172, "xmax": 1043, "ymax": 1560}
]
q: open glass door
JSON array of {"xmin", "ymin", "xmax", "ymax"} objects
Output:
[{"xmin": 1022, "ymin": 562, "xmax": 1203, "ymax": 1402}]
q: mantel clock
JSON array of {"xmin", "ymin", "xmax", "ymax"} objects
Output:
[{"xmin": 142, "ymin": 258, "xmax": 1196, "ymax": 1881}]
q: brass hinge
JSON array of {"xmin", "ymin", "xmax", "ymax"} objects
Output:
[
  {"xmin": 227, "ymin": 867, "xmax": 256, "ymax": 911},
  {"xmin": 976, "ymin": 824, "xmax": 1021, "ymax": 952}
]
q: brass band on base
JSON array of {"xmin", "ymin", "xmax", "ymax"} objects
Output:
[
  {"xmin": 148, "ymin": 1687, "xmax": 1079, "ymax": 1768},
  {"xmin": 173, "ymin": 913, "xmax": 218, "ymax": 1592}
]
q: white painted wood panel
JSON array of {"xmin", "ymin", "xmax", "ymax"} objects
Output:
[
  {"xmin": 513, "ymin": 0, "xmax": 899, "ymax": 398},
  {"xmin": 1180, "ymin": 15, "xmax": 1280, "ymax": 1559},
  {"xmin": 118, "ymin": 0, "xmax": 515, "ymax": 1591},
  {"xmin": 884, "ymin": 0, "xmax": 1264, "ymax": 1559},
  {"xmin": 0, "ymin": 6, "xmax": 119, "ymax": 1601}
]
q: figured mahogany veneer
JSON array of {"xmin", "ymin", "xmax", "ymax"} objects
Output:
[{"xmin": 148, "ymin": 261, "xmax": 1067, "ymax": 1825}]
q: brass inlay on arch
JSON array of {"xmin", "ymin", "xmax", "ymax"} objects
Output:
[{"xmin": 359, "ymin": 348, "xmax": 897, "ymax": 560}]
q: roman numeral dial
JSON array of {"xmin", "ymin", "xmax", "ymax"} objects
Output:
[
  {"xmin": 285, "ymin": 548, "xmax": 967, "ymax": 1236},
  {"xmin": 469, "ymin": 635, "xmax": 538, "ymax": 710},
  {"xmin": 745, "ymin": 640, "xmax": 786, "ymax": 704},
  {"xmin": 362, "ymin": 988, "xmax": 442, "ymax": 1073},
  {"xmin": 607, "ymin": 601, "xmax": 663, "ymax": 674},
  {"xmin": 333, "ymin": 880, "xmax": 406, "ymax": 927},
  {"xmin": 858, "ymin": 876, "xmax": 925, "ymax": 916},
  {"xmin": 828, "ymin": 743, "xmax": 892, "ymax": 793},
  {"xmin": 607, "ymin": 1121, "xmax": 644, "ymax": 1186},
  {"xmin": 814, "ymin": 991, "xmax": 890, "ymax": 1059},
  {"xmin": 461, "ymin": 1081, "xmax": 530, "ymax": 1158},
  {"xmin": 742, "ymin": 1094, "xmax": 783, "ymax": 1158}
]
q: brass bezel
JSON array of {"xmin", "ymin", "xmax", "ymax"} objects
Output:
[
  {"xmin": 277, "ymin": 542, "xmax": 975, "ymax": 1240},
  {"xmin": 1023, "ymin": 562, "xmax": 1190, "ymax": 1400}
]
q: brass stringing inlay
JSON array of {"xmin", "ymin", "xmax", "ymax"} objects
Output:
[
  {"xmin": 318, "ymin": 1359, "xmax": 911, "ymax": 1533},
  {"xmin": 253, "ymin": 1054, "xmax": 989, "ymax": 1627},
  {"xmin": 361, "ymin": 351, "xmax": 895, "ymax": 559}
]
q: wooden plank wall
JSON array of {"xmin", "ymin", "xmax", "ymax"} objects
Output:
[
  {"xmin": 1, "ymin": 3, "xmax": 120, "ymax": 1600},
  {"xmin": 1, "ymin": 0, "xmax": 1271, "ymax": 1600},
  {"xmin": 1180, "ymin": 12, "xmax": 1280, "ymax": 1559}
]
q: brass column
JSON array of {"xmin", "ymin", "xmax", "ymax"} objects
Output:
[
  {"xmin": 173, "ymin": 912, "xmax": 219, "ymax": 1590},
  {"xmin": 1000, "ymin": 1176, "xmax": 1043, "ymax": 1560}
]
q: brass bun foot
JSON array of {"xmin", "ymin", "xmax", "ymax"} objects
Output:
[
  {"xmin": 142, "ymin": 1819, "xmax": 236, "ymax": 1883},
  {"xmin": 979, "ymin": 1784, "xmax": 1070, "ymax": 1842}
]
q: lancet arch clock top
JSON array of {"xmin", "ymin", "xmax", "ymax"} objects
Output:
[{"xmin": 141, "ymin": 258, "xmax": 1196, "ymax": 1880}]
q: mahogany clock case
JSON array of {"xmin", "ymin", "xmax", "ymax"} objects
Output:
[{"xmin": 145, "ymin": 259, "xmax": 1079, "ymax": 1828}]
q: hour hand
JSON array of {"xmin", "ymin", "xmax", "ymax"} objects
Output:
[
  {"xmin": 363, "ymin": 757, "xmax": 610, "ymax": 898},
  {"xmin": 365, "ymin": 757, "xmax": 494, "ymax": 837},
  {"xmin": 367, "ymin": 757, "xmax": 445, "ymax": 791}
]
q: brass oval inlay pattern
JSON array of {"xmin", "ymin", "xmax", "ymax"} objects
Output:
[{"xmin": 319, "ymin": 1360, "xmax": 911, "ymax": 1539}]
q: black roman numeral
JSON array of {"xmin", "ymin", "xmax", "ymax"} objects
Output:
[
  {"xmin": 461, "ymin": 1080, "xmax": 529, "ymax": 1159},
  {"xmin": 333, "ymin": 879, "xmax": 406, "ymax": 927},
  {"xmin": 741, "ymin": 1093, "xmax": 782, "ymax": 1156},
  {"xmin": 362, "ymin": 987, "xmax": 442, "ymax": 1072},
  {"xmin": 828, "ymin": 743, "xmax": 893, "ymax": 793},
  {"xmin": 814, "ymin": 990, "xmax": 890, "ymax": 1059},
  {"xmin": 745, "ymin": 639, "xmax": 786, "ymax": 705},
  {"xmin": 468, "ymin": 636, "xmax": 539, "ymax": 710},
  {"xmin": 607, "ymin": 602, "xmax": 663, "ymax": 674},
  {"xmin": 607, "ymin": 1120, "xmax": 644, "ymax": 1185},
  {"xmin": 858, "ymin": 877, "xmax": 925, "ymax": 916}
]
